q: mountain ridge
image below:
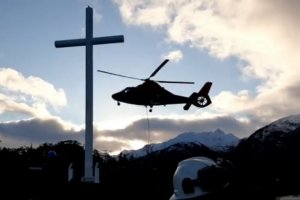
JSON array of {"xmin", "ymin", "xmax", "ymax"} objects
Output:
[{"xmin": 119, "ymin": 128, "xmax": 239, "ymax": 159}]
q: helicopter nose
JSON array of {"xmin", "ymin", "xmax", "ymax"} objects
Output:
[{"xmin": 112, "ymin": 92, "xmax": 120, "ymax": 101}]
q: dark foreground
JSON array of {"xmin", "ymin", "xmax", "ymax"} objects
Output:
[
  {"xmin": 1, "ymin": 139, "xmax": 300, "ymax": 200},
  {"xmin": 3, "ymin": 179, "xmax": 300, "ymax": 200}
]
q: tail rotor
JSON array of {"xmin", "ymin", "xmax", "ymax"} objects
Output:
[{"xmin": 183, "ymin": 82, "xmax": 212, "ymax": 110}]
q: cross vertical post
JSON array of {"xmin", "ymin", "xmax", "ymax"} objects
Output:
[
  {"xmin": 55, "ymin": 6, "xmax": 124, "ymax": 182},
  {"xmin": 85, "ymin": 6, "xmax": 94, "ymax": 182}
]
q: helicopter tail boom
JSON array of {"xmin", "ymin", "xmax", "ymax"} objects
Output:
[{"xmin": 183, "ymin": 82, "xmax": 212, "ymax": 110}]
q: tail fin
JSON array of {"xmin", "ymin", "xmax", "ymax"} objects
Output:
[{"xmin": 183, "ymin": 82, "xmax": 212, "ymax": 110}]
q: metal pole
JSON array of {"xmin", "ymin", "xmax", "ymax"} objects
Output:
[{"xmin": 84, "ymin": 6, "xmax": 94, "ymax": 182}]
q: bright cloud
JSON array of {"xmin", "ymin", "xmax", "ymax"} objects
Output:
[
  {"xmin": 163, "ymin": 50, "xmax": 183, "ymax": 62},
  {"xmin": 0, "ymin": 68, "xmax": 67, "ymax": 118},
  {"xmin": 115, "ymin": 0, "xmax": 300, "ymax": 123},
  {"xmin": 116, "ymin": 0, "xmax": 172, "ymax": 27}
]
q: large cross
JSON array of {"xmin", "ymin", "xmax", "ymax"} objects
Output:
[{"xmin": 55, "ymin": 6, "xmax": 124, "ymax": 182}]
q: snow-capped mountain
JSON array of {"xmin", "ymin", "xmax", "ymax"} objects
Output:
[
  {"xmin": 119, "ymin": 129, "xmax": 239, "ymax": 159},
  {"xmin": 164, "ymin": 128, "xmax": 239, "ymax": 151},
  {"xmin": 234, "ymin": 114, "xmax": 300, "ymax": 164},
  {"xmin": 233, "ymin": 114, "xmax": 300, "ymax": 195},
  {"xmin": 254, "ymin": 114, "xmax": 300, "ymax": 139}
]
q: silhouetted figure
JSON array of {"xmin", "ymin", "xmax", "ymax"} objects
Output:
[{"xmin": 44, "ymin": 149, "xmax": 59, "ymax": 184}]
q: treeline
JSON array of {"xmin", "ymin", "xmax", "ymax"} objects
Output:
[
  {"xmin": 0, "ymin": 140, "xmax": 220, "ymax": 200},
  {"xmin": 0, "ymin": 140, "xmax": 104, "ymax": 199}
]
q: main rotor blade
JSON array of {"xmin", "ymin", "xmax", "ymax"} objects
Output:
[
  {"xmin": 97, "ymin": 70, "xmax": 142, "ymax": 81},
  {"xmin": 148, "ymin": 59, "xmax": 169, "ymax": 79},
  {"xmin": 155, "ymin": 80, "xmax": 194, "ymax": 84}
]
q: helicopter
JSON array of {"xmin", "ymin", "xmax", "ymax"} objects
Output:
[{"xmin": 97, "ymin": 59, "xmax": 212, "ymax": 112}]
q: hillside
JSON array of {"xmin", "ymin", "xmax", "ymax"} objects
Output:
[{"xmin": 232, "ymin": 114, "xmax": 300, "ymax": 197}]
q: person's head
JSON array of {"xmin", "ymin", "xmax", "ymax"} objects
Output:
[{"xmin": 169, "ymin": 156, "xmax": 230, "ymax": 200}]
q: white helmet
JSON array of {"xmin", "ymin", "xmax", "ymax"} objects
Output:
[{"xmin": 169, "ymin": 156, "xmax": 230, "ymax": 200}]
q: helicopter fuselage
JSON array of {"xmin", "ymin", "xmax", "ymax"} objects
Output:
[{"xmin": 112, "ymin": 80, "xmax": 188, "ymax": 107}]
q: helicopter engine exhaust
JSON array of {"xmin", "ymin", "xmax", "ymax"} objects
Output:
[{"xmin": 183, "ymin": 82, "xmax": 212, "ymax": 110}]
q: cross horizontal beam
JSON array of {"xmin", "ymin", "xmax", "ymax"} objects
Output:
[{"xmin": 55, "ymin": 35, "xmax": 124, "ymax": 48}]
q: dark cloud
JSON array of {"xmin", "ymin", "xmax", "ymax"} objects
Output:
[
  {"xmin": 0, "ymin": 118, "xmax": 84, "ymax": 146},
  {"xmin": 96, "ymin": 115, "xmax": 260, "ymax": 146},
  {"xmin": 94, "ymin": 139, "xmax": 131, "ymax": 154},
  {"xmin": 285, "ymin": 82, "xmax": 300, "ymax": 100},
  {"xmin": 0, "ymin": 115, "xmax": 262, "ymax": 153}
]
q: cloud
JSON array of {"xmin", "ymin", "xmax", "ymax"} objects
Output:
[
  {"xmin": 94, "ymin": 115, "xmax": 258, "ymax": 153},
  {"xmin": 0, "ymin": 68, "xmax": 67, "ymax": 118},
  {"xmin": 163, "ymin": 50, "xmax": 183, "ymax": 62},
  {"xmin": 116, "ymin": 0, "xmax": 172, "ymax": 27},
  {"xmin": 115, "ymin": 0, "xmax": 300, "ymax": 123},
  {"xmin": 0, "ymin": 117, "xmax": 83, "ymax": 147},
  {"xmin": 0, "ymin": 114, "xmax": 257, "ymax": 154},
  {"xmin": 212, "ymin": 81, "xmax": 300, "ymax": 123}
]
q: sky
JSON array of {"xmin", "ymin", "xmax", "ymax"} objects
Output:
[{"xmin": 1, "ymin": 0, "xmax": 300, "ymax": 154}]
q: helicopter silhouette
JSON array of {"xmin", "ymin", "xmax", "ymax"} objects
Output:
[{"xmin": 97, "ymin": 59, "xmax": 212, "ymax": 112}]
